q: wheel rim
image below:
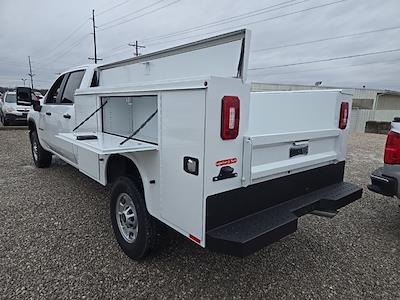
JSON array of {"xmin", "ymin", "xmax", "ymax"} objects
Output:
[
  {"xmin": 116, "ymin": 193, "xmax": 138, "ymax": 243},
  {"xmin": 32, "ymin": 139, "xmax": 38, "ymax": 162}
]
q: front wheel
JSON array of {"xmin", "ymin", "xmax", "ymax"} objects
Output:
[
  {"xmin": 30, "ymin": 131, "xmax": 52, "ymax": 168},
  {"xmin": 110, "ymin": 176, "xmax": 162, "ymax": 260}
]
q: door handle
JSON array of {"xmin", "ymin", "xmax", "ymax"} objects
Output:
[
  {"xmin": 45, "ymin": 112, "xmax": 51, "ymax": 116},
  {"xmin": 63, "ymin": 114, "xmax": 71, "ymax": 119}
]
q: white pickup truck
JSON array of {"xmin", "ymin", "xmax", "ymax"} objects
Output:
[{"xmin": 21, "ymin": 29, "xmax": 362, "ymax": 259}]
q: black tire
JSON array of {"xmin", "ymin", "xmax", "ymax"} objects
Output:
[
  {"xmin": 30, "ymin": 130, "xmax": 52, "ymax": 168},
  {"xmin": 3, "ymin": 119, "xmax": 9, "ymax": 126},
  {"xmin": 110, "ymin": 176, "xmax": 162, "ymax": 260}
]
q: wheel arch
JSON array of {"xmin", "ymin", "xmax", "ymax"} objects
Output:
[
  {"xmin": 105, "ymin": 154, "xmax": 146, "ymax": 195},
  {"xmin": 104, "ymin": 153, "xmax": 160, "ymax": 220},
  {"xmin": 28, "ymin": 118, "xmax": 36, "ymax": 132}
]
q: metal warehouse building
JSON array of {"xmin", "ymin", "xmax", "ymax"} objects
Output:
[{"xmin": 251, "ymin": 83, "xmax": 400, "ymax": 133}]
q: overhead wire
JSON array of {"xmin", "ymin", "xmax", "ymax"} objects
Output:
[
  {"xmin": 249, "ymin": 48, "xmax": 400, "ymax": 70},
  {"xmin": 34, "ymin": 17, "xmax": 90, "ymax": 61},
  {"xmin": 97, "ymin": 0, "xmax": 131, "ymax": 16},
  {"xmin": 98, "ymin": 0, "xmax": 169, "ymax": 28},
  {"xmin": 46, "ymin": 34, "xmax": 91, "ymax": 65},
  {"xmin": 250, "ymin": 57, "xmax": 400, "ymax": 78},
  {"xmin": 102, "ymin": 0, "xmax": 309, "ymax": 55},
  {"xmin": 98, "ymin": 0, "xmax": 181, "ymax": 32},
  {"xmin": 100, "ymin": 0, "xmax": 347, "ymax": 58},
  {"xmin": 143, "ymin": 0, "xmax": 351, "ymax": 48},
  {"xmin": 252, "ymin": 25, "xmax": 400, "ymax": 52},
  {"xmin": 140, "ymin": 0, "xmax": 310, "ymax": 43}
]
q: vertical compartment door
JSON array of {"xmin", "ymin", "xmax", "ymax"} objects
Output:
[{"xmin": 160, "ymin": 89, "xmax": 206, "ymax": 242}]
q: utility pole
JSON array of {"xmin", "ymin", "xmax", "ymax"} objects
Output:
[
  {"xmin": 128, "ymin": 41, "xmax": 145, "ymax": 57},
  {"xmin": 21, "ymin": 78, "xmax": 27, "ymax": 86},
  {"xmin": 91, "ymin": 9, "xmax": 98, "ymax": 63},
  {"xmin": 28, "ymin": 56, "xmax": 34, "ymax": 89}
]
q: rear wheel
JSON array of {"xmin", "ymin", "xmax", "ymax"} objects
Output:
[
  {"xmin": 30, "ymin": 131, "xmax": 52, "ymax": 168},
  {"xmin": 110, "ymin": 176, "xmax": 162, "ymax": 260}
]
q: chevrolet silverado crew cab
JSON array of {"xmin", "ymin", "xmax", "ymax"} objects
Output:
[
  {"xmin": 22, "ymin": 29, "xmax": 362, "ymax": 260},
  {"xmin": 368, "ymin": 118, "xmax": 400, "ymax": 200}
]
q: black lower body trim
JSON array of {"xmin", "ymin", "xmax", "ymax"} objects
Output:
[
  {"xmin": 206, "ymin": 182, "xmax": 362, "ymax": 257},
  {"xmin": 206, "ymin": 161, "xmax": 346, "ymax": 232}
]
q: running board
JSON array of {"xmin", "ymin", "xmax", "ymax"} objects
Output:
[{"xmin": 206, "ymin": 182, "xmax": 362, "ymax": 257}]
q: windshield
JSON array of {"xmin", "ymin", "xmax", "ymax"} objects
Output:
[{"xmin": 5, "ymin": 94, "xmax": 16, "ymax": 103}]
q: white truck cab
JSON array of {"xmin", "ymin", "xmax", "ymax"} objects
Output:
[{"xmin": 23, "ymin": 29, "xmax": 362, "ymax": 259}]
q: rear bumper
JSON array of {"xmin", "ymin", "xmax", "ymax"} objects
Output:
[
  {"xmin": 368, "ymin": 167, "xmax": 397, "ymax": 197},
  {"xmin": 205, "ymin": 162, "xmax": 363, "ymax": 257}
]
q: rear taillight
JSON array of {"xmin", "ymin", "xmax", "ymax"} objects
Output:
[
  {"xmin": 221, "ymin": 96, "xmax": 240, "ymax": 140},
  {"xmin": 384, "ymin": 131, "xmax": 400, "ymax": 164},
  {"xmin": 339, "ymin": 102, "xmax": 349, "ymax": 129}
]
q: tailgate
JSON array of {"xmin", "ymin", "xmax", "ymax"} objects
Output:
[{"xmin": 242, "ymin": 90, "xmax": 352, "ymax": 186}]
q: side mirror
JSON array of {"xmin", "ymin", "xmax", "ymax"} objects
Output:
[
  {"xmin": 33, "ymin": 99, "xmax": 41, "ymax": 112},
  {"xmin": 16, "ymin": 87, "xmax": 32, "ymax": 106}
]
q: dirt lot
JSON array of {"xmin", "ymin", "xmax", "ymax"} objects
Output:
[{"xmin": 0, "ymin": 129, "xmax": 399, "ymax": 299}]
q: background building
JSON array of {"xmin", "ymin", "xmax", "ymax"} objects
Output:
[{"xmin": 251, "ymin": 83, "xmax": 400, "ymax": 133}]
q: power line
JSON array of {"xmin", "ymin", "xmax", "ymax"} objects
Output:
[
  {"xmin": 144, "ymin": 0, "xmax": 350, "ymax": 48},
  {"xmin": 98, "ymin": 0, "xmax": 167, "ymax": 27},
  {"xmin": 252, "ymin": 25, "xmax": 400, "ymax": 52},
  {"xmin": 97, "ymin": 0, "xmax": 131, "ymax": 16},
  {"xmin": 34, "ymin": 17, "xmax": 90, "ymax": 61},
  {"xmin": 98, "ymin": 0, "xmax": 181, "ymax": 32},
  {"xmin": 250, "ymin": 57, "xmax": 400, "ymax": 77},
  {"xmin": 140, "ymin": 0, "xmax": 310, "ymax": 43},
  {"xmin": 249, "ymin": 48, "xmax": 400, "ymax": 70},
  {"xmin": 102, "ymin": 0, "xmax": 308, "ymax": 55},
  {"xmin": 46, "ymin": 34, "xmax": 90, "ymax": 65}
]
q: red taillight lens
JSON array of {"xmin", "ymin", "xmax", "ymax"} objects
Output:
[
  {"xmin": 339, "ymin": 102, "xmax": 349, "ymax": 129},
  {"xmin": 384, "ymin": 131, "xmax": 400, "ymax": 164},
  {"xmin": 221, "ymin": 96, "xmax": 240, "ymax": 140}
]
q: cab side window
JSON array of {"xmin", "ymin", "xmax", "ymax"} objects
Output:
[
  {"xmin": 46, "ymin": 75, "xmax": 65, "ymax": 104},
  {"xmin": 61, "ymin": 70, "xmax": 85, "ymax": 104}
]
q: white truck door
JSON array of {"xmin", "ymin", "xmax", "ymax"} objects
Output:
[
  {"xmin": 38, "ymin": 74, "xmax": 66, "ymax": 151},
  {"xmin": 48, "ymin": 70, "xmax": 85, "ymax": 164}
]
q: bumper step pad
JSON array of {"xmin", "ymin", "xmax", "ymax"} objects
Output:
[
  {"xmin": 367, "ymin": 167, "xmax": 397, "ymax": 197},
  {"xmin": 206, "ymin": 182, "xmax": 362, "ymax": 257}
]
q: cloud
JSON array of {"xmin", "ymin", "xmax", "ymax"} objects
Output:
[{"xmin": 0, "ymin": 0, "xmax": 399, "ymax": 90}]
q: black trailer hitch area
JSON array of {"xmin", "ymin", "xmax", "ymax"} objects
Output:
[{"xmin": 213, "ymin": 166, "xmax": 237, "ymax": 182}]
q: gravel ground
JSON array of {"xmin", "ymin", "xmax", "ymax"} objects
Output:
[{"xmin": 0, "ymin": 129, "xmax": 399, "ymax": 299}]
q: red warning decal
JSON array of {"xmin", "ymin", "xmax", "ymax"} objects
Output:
[{"xmin": 216, "ymin": 157, "xmax": 237, "ymax": 167}]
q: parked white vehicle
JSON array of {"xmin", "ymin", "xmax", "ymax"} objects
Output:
[
  {"xmin": 0, "ymin": 91, "xmax": 31, "ymax": 126},
  {"xmin": 23, "ymin": 29, "xmax": 362, "ymax": 259},
  {"xmin": 368, "ymin": 118, "xmax": 400, "ymax": 199}
]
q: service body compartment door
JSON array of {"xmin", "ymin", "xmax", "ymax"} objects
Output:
[
  {"xmin": 243, "ymin": 90, "xmax": 352, "ymax": 186},
  {"xmin": 159, "ymin": 89, "xmax": 206, "ymax": 243}
]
